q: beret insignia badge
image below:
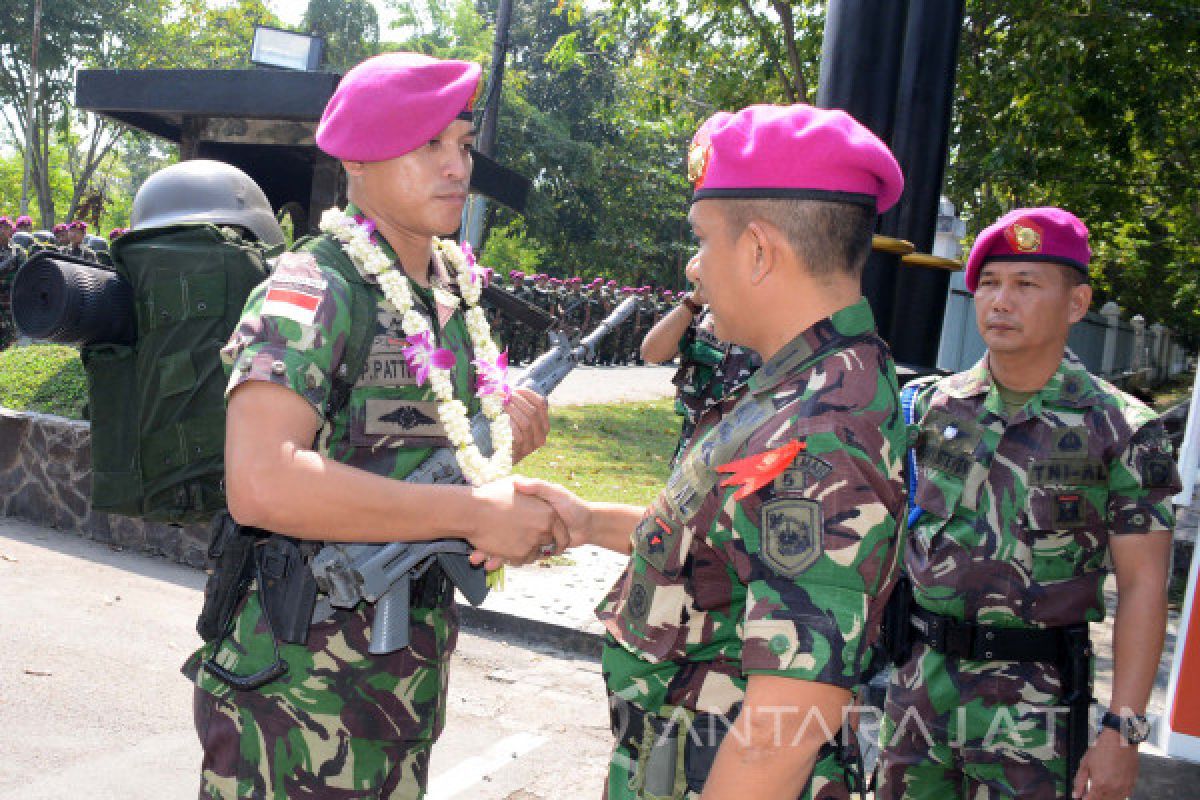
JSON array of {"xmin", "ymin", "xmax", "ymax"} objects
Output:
[
  {"xmin": 1005, "ymin": 219, "xmax": 1043, "ymax": 254},
  {"xmin": 688, "ymin": 140, "xmax": 712, "ymax": 189}
]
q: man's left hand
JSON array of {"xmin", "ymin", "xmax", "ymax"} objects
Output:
[
  {"xmin": 1073, "ymin": 728, "xmax": 1139, "ymax": 800},
  {"xmin": 506, "ymin": 387, "xmax": 549, "ymax": 463}
]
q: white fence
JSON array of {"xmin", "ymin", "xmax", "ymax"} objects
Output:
[{"xmin": 935, "ymin": 269, "xmax": 1189, "ymax": 383}]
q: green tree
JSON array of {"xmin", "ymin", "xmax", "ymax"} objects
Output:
[{"xmin": 304, "ymin": 0, "xmax": 381, "ymax": 71}]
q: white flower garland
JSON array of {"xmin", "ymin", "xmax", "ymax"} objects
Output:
[{"xmin": 319, "ymin": 207, "xmax": 514, "ymax": 486}]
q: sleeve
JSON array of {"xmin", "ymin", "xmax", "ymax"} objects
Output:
[
  {"xmin": 731, "ymin": 414, "xmax": 902, "ymax": 688},
  {"xmin": 221, "ymin": 251, "xmax": 354, "ymax": 417},
  {"xmin": 1107, "ymin": 419, "xmax": 1180, "ymax": 535}
]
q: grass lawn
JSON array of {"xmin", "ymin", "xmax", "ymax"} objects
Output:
[
  {"xmin": 517, "ymin": 399, "xmax": 679, "ymax": 508},
  {"xmin": 1151, "ymin": 370, "xmax": 1195, "ymax": 413},
  {"xmin": 0, "ymin": 344, "xmax": 88, "ymax": 419}
]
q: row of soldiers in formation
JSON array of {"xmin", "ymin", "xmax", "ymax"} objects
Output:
[
  {"xmin": 0, "ymin": 214, "xmax": 128, "ymax": 267},
  {"xmin": 486, "ymin": 270, "xmax": 682, "ymax": 366},
  {"xmin": 1, "ymin": 215, "xmax": 129, "ymax": 349}
]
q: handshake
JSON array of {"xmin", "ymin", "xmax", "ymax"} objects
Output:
[{"xmin": 464, "ymin": 475, "xmax": 599, "ymax": 571}]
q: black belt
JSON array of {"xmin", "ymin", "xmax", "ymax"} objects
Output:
[{"xmin": 910, "ymin": 606, "xmax": 1088, "ymax": 663}]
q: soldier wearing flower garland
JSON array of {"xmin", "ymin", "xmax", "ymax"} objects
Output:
[
  {"xmin": 184, "ymin": 52, "xmax": 565, "ymax": 799},
  {"xmin": 520, "ymin": 104, "xmax": 908, "ymax": 800}
]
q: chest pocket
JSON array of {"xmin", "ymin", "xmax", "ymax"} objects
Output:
[
  {"xmin": 915, "ymin": 409, "xmax": 984, "ymax": 484},
  {"xmin": 1023, "ymin": 482, "xmax": 1109, "ymax": 582},
  {"xmin": 611, "ymin": 497, "xmax": 697, "ymax": 663}
]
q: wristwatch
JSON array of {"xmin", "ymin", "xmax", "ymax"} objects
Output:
[
  {"xmin": 1099, "ymin": 710, "xmax": 1151, "ymax": 745},
  {"xmin": 681, "ymin": 294, "xmax": 703, "ymax": 315}
]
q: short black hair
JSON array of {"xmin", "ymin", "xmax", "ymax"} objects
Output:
[{"xmin": 720, "ymin": 198, "xmax": 876, "ymax": 280}]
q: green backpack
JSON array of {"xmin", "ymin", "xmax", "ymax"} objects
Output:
[{"xmin": 83, "ymin": 225, "xmax": 375, "ymax": 525}]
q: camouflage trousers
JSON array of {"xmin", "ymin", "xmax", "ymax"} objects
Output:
[
  {"xmin": 877, "ymin": 643, "xmax": 1069, "ymax": 800},
  {"xmin": 187, "ymin": 592, "xmax": 458, "ymax": 800},
  {"xmin": 603, "ymin": 699, "xmax": 853, "ymax": 800}
]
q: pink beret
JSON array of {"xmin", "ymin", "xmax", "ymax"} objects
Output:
[
  {"xmin": 689, "ymin": 104, "xmax": 904, "ymax": 213},
  {"xmin": 965, "ymin": 207, "xmax": 1091, "ymax": 293},
  {"xmin": 317, "ymin": 52, "xmax": 481, "ymax": 162},
  {"xmin": 16, "ymin": 215, "xmax": 32, "ymax": 226},
  {"xmin": 0, "ymin": 216, "xmax": 11, "ymax": 227},
  {"xmin": 53, "ymin": 223, "xmax": 67, "ymax": 233},
  {"xmin": 606, "ymin": 280, "xmax": 617, "ymax": 286},
  {"xmin": 69, "ymin": 220, "xmax": 87, "ymax": 231}
]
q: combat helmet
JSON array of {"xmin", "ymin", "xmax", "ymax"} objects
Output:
[{"xmin": 130, "ymin": 159, "xmax": 284, "ymax": 247}]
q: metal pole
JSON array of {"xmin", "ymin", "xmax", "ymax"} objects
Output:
[
  {"xmin": 463, "ymin": 0, "xmax": 514, "ymax": 249},
  {"xmin": 884, "ymin": 0, "xmax": 966, "ymax": 367},
  {"xmin": 816, "ymin": 0, "xmax": 911, "ymax": 342},
  {"xmin": 20, "ymin": 0, "xmax": 42, "ymax": 218}
]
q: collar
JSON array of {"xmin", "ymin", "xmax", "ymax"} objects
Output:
[
  {"xmin": 747, "ymin": 297, "xmax": 877, "ymax": 395},
  {"xmin": 941, "ymin": 348, "xmax": 1101, "ymax": 409},
  {"xmin": 343, "ymin": 202, "xmax": 451, "ymax": 289}
]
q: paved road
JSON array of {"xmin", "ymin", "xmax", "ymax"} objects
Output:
[
  {"xmin": 2, "ymin": 513, "xmax": 1194, "ymax": 799},
  {"xmin": 0, "ymin": 519, "xmax": 612, "ymax": 800},
  {"xmin": 520, "ymin": 364, "xmax": 675, "ymax": 407}
]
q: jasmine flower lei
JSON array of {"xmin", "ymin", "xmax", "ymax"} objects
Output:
[{"xmin": 319, "ymin": 207, "xmax": 514, "ymax": 486}]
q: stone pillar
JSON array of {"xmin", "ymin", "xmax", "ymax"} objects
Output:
[
  {"xmin": 1151, "ymin": 323, "xmax": 1166, "ymax": 384},
  {"xmin": 1100, "ymin": 301, "xmax": 1121, "ymax": 377},
  {"xmin": 1131, "ymin": 314, "xmax": 1147, "ymax": 374}
]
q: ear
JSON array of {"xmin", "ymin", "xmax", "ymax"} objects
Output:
[
  {"xmin": 742, "ymin": 221, "xmax": 778, "ymax": 286},
  {"xmin": 1067, "ymin": 282, "xmax": 1092, "ymax": 324},
  {"xmin": 341, "ymin": 160, "xmax": 366, "ymax": 179}
]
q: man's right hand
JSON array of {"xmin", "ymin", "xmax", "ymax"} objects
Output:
[{"xmin": 467, "ymin": 478, "xmax": 568, "ymax": 567}]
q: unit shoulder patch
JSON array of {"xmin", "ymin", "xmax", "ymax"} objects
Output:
[{"xmin": 761, "ymin": 497, "xmax": 823, "ymax": 578}]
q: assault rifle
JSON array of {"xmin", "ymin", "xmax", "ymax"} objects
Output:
[{"xmin": 310, "ymin": 295, "xmax": 640, "ymax": 654}]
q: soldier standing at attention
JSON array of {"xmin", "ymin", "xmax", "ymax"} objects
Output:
[
  {"xmin": 64, "ymin": 220, "xmax": 97, "ymax": 262},
  {"xmin": 641, "ymin": 269, "xmax": 761, "ymax": 464},
  {"xmin": 184, "ymin": 52, "xmax": 566, "ymax": 799},
  {"xmin": 0, "ymin": 216, "xmax": 28, "ymax": 350},
  {"xmin": 519, "ymin": 103, "xmax": 907, "ymax": 800},
  {"xmin": 877, "ymin": 207, "xmax": 1179, "ymax": 800}
]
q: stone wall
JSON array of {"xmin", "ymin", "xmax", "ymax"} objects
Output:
[{"xmin": 0, "ymin": 407, "xmax": 208, "ymax": 568}]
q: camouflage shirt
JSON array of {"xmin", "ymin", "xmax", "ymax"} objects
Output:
[
  {"xmin": 672, "ymin": 311, "xmax": 761, "ymax": 458},
  {"xmin": 905, "ymin": 350, "xmax": 1180, "ymax": 629},
  {"xmin": 0, "ymin": 241, "xmax": 26, "ymax": 314},
  {"xmin": 599, "ymin": 299, "xmax": 905, "ymax": 716},
  {"xmin": 188, "ymin": 217, "xmax": 477, "ymax": 699}
]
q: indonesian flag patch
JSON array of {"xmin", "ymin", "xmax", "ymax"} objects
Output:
[{"xmin": 261, "ymin": 274, "xmax": 327, "ymax": 326}]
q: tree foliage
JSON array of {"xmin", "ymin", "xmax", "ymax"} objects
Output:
[{"xmin": 304, "ymin": 0, "xmax": 382, "ymax": 71}]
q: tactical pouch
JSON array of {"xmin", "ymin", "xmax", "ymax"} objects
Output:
[
  {"xmin": 635, "ymin": 709, "xmax": 689, "ymax": 799},
  {"xmin": 196, "ymin": 511, "xmax": 258, "ymax": 641},
  {"xmin": 81, "ymin": 343, "xmax": 141, "ymax": 516}
]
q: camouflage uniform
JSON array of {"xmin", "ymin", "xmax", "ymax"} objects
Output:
[
  {"xmin": 0, "ymin": 239, "xmax": 27, "ymax": 349},
  {"xmin": 63, "ymin": 243, "xmax": 98, "ymax": 263},
  {"xmin": 670, "ymin": 311, "xmax": 761, "ymax": 465},
  {"xmin": 184, "ymin": 207, "xmax": 478, "ymax": 799},
  {"xmin": 878, "ymin": 351, "xmax": 1180, "ymax": 800},
  {"xmin": 598, "ymin": 299, "xmax": 905, "ymax": 799}
]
